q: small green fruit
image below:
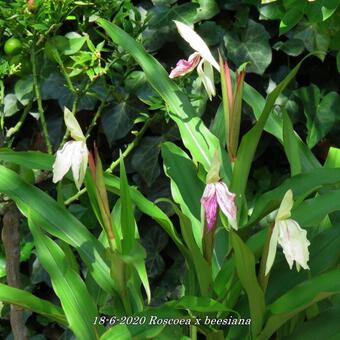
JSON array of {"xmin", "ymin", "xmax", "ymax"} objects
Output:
[{"xmin": 4, "ymin": 37, "xmax": 22, "ymax": 56}]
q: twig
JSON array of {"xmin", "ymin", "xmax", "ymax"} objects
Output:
[
  {"xmin": 31, "ymin": 37, "xmax": 52, "ymax": 154},
  {"xmin": 7, "ymin": 99, "xmax": 33, "ymax": 145},
  {"xmin": 1, "ymin": 204, "xmax": 28, "ymax": 340},
  {"xmin": 85, "ymin": 94, "xmax": 109, "ymax": 139}
]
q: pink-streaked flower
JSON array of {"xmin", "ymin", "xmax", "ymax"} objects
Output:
[
  {"xmin": 52, "ymin": 107, "xmax": 88, "ymax": 190},
  {"xmin": 265, "ymin": 190, "xmax": 310, "ymax": 275},
  {"xmin": 169, "ymin": 52, "xmax": 201, "ymax": 79},
  {"xmin": 169, "ymin": 21, "xmax": 220, "ymax": 100},
  {"xmin": 201, "ymin": 181, "xmax": 237, "ymax": 232}
]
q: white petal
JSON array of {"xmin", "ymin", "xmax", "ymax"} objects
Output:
[
  {"xmin": 52, "ymin": 141, "xmax": 75, "ymax": 183},
  {"xmin": 197, "ymin": 59, "xmax": 216, "ymax": 100},
  {"xmin": 64, "ymin": 107, "xmax": 85, "ymax": 141},
  {"xmin": 276, "ymin": 189, "xmax": 293, "ymax": 221},
  {"xmin": 265, "ymin": 223, "xmax": 279, "ymax": 275},
  {"xmin": 277, "ymin": 219, "xmax": 310, "ymax": 270},
  {"xmin": 70, "ymin": 141, "xmax": 88, "ymax": 190},
  {"xmin": 215, "ymin": 182, "xmax": 237, "ymax": 230},
  {"xmin": 174, "ymin": 21, "xmax": 220, "ymax": 71}
]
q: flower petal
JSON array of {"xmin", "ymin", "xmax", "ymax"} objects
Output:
[
  {"xmin": 174, "ymin": 21, "xmax": 220, "ymax": 71},
  {"xmin": 276, "ymin": 189, "xmax": 293, "ymax": 221},
  {"xmin": 64, "ymin": 107, "xmax": 85, "ymax": 141},
  {"xmin": 277, "ymin": 219, "xmax": 310, "ymax": 270},
  {"xmin": 265, "ymin": 223, "xmax": 279, "ymax": 275},
  {"xmin": 197, "ymin": 59, "xmax": 216, "ymax": 100},
  {"xmin": 201, "ymin": 183, "xmax": 218, "ymax": 231},
  {"xmin": 71, "ymin": 141, "xmax": 88, "ymax": 190},
  {"xmin": 52, "ymin": 141, "xmax": 75, "ymax": 183},
  {"xmin": 215, "ymin": 182, "xmax": 237, "ymax": 230},
  {"xmin": 169, "ymin": 52, "xmax": 200, "ymax": 78}
]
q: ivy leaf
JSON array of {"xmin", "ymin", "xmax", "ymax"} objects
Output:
[
  {"xmin": 294, "ymin": 21, "xmax": 330, "ymax": 61},
  {"xmin": 101, "ymin": 98, "xmax": 140, "ymax": 146},
  {"xmin": 296, "ymin": 85, "xmax": 340, "ymax": 148},
  {"xmin": 131, "ymin": 136, "xmax": 163, "ymax": 186},
  {"xmin": 4, "ymin": 94, "xmax": 21, "ymax": 117},
  {"xmin": 224, "ymin": 20, "xmax": 272, "ymax": 75},
  {"xmin": 273, "ymin": 39, "xmax": 305, "ymax": 56},
  {"xmin": 14, "ymin": 76, "xmax": 34, "ymax": 106}
]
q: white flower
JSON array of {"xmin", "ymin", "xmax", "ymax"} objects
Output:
[
  {"xmin": 169, "ymin": 21, "xmax": 220, "ymax": 100},
  {"xmin": 52, "ymin": 108, "xmax": 88, "ymax": 190},
  {"xmin": 265, "ymin": 190, "xmax": 310, "ymax": 275}
]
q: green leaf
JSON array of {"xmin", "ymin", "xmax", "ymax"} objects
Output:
[
  {"xmin": 161, "ymin": 142, "xmax": 205, "ymax": 246},
  {"xmin": 211, "ymin": 103, "xmax": 226, "ymax": 146},
  {"xmin": 258, "ymin": 269, "xmax": 340, "ymax": 340},
  {"xmin": 101, "ymin": 99, "xmax": 140, "ymax": 146},
  {"xmin": 195, "ymin": 0, "xmax": 220, "ymax": 21},
  {"xmin": 337, "ymin": 51, "xmax": 340, "ymax": 73},
  {"xmin": 324, "ymin": 147, "xmax": 340, "ymax": 168},
  {"xmin": 230, "ymin": 232, "xmax": 265, "ymax": 337},
  {"xmin": 4, "ymin": 94, "xmax": 21, "ymax": 117},
  {"xmin": 131, "ymin": 136, "xmax": 162, "ymax": 186},
  {"xmin": 249, "ymin": 167, "xmax": 340, "ymax": 226},
  {"xmin": 292, "ymin": 190, "xmax": 340, "ymax": 226},
  {"xmin": 296, "ymin": 86, "xmax": 340, "ymax": 148},
  {"xmin": 284, "ymin": 307, "xmax": 340, "ymax": 340},
  {"xmin": 97, "ymin": 18, "xmax": 227, "ymax": 175},
  {"xmin": 259, "ymin": 2, "xmax": 285, "ymax": 20},
  {"xmin": 279, "ymin": 4, "xmax": 305, "ymax": 35},
  {"xmin": 0, "ymin": 283, "xmax": 66, "ymax": 325},
  {"xmin": 224, "ymin": 20, "xmax": 272, "ymax": 75},
  {"xmin": 231, "ymin": 57, "xmax": 307, "ymax": 196},
  {"xmin": 294, "ymin": 22, "xmax": 330, "ymax": 60},
  {"xmin": 168, "ymin": 200, "xmax": 211, "ymax": 295},
  {"xmin": 28, "ymin": 215, "xmax": 101, "ymax": 339},
  {"xmin": 119, "ymin": 159, "xmax": 151, "ymax": 303},
  {"xmin": 273, "ymin": 39, "xmax": 305, "ymax": 57},
  {"xmin": 0, "ymin": 165, "xmax": 114, "ymax": 294},
  {"xmin": 283, "ymin": 110, "xmax": 302, "ymax": 176},
  {"xmin": 120, "ymin": 157, "xmax": 136, "ymax": 254},
  {"xmin": 14, "ymin": 76, "xmax": 34, "ymax": 105}
]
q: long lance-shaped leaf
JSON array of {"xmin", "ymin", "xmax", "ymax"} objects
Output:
[
  {"xmin": 96, "ymin": 18, "xmax": 230, "ymax": 178},
  {"xmin": 258, "ymin": 269, "xmax": 340, "ymax": 340},
  {"xmin": 230, "ymin": 231, "xmax": 265, "ymax": 337},
  {"xmin": 0, "ymin": 283, "xmax": 67, "ymax": 325},
  {"xmin": 248, "ymin": 167, "xmax": 340, "ymax": 226},
  {"xmin": 0, "ymin": 150, "xmax": 185, "ymax": 254},
  {"xmin": 230, "ymin": 56, "xmax": 310, "ymax": 196},
  {"xmin": 28, "ymin": 215, "xmax": 102, "ymax": 339},
  {"xmin": 0, "ymin": 165, "xmax": 114, "ymax": 294}
]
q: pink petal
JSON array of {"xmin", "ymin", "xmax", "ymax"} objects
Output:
[
  {"xmin": 201, "ymin": 183, "xmax": 218, "ymax": 231},
  {"xmin": 169, "ymin": 52, "xmax": 201, "ymax": 79},
  {"xmin": 215, "ymin": 182, "xmax": 237, "ymax": 230}
]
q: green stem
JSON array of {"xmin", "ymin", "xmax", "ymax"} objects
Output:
[
  {"xmin": 190, "ymin": 324, "xmax": 197, "ymax": 340},
  {"xmin": 85, "ymin": 95, "xmax": 108, "ymax": 139},
  {"xmin": 31, "ymin": 38, "xmax": 52, "ymax": 154},
  {"xmin": 106, "ymin": 115, "xmax": 155, "ymax": 173},
  {"xmin": 0, "ymin": 80, "xmax": 4, "ymax": 130},
  {"xmin": 7, "ymin": 100, "xmax": 33, "ymax": 145}
]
